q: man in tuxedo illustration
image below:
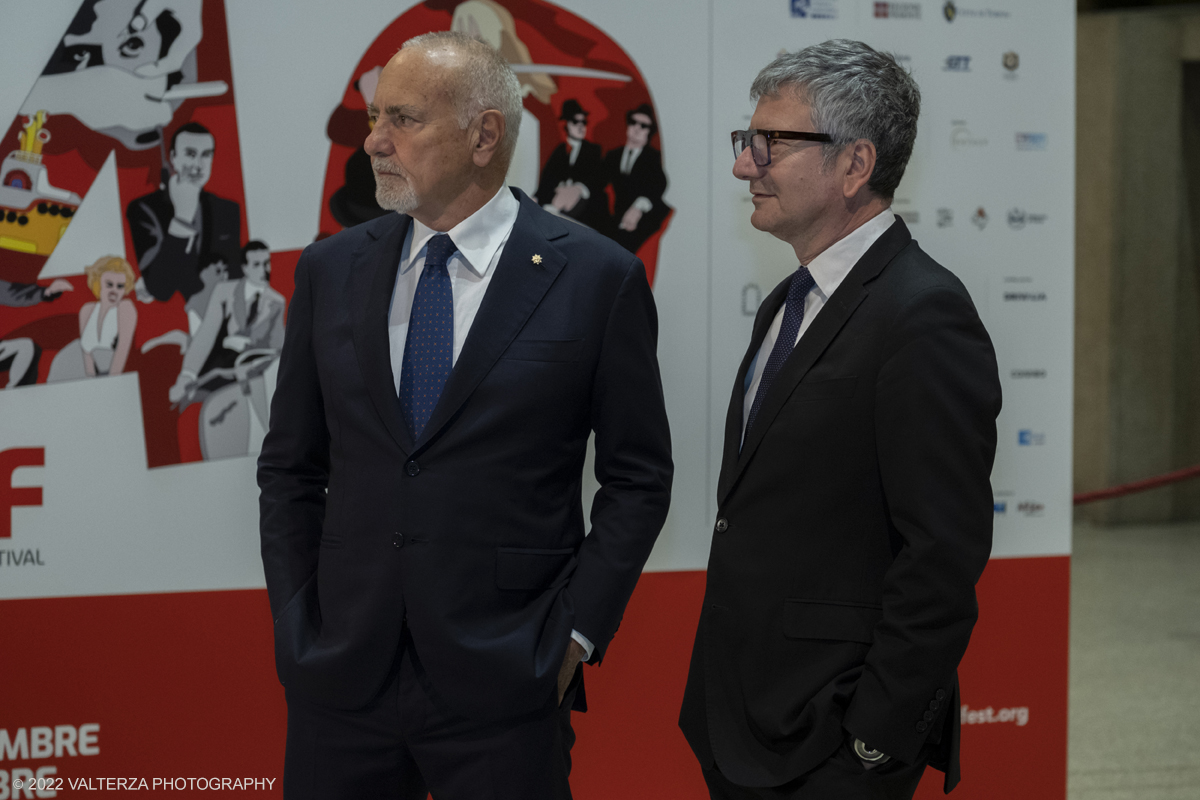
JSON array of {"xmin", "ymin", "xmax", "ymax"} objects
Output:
[
  {"xmin": 602, "ymin": 104, "xmax": 671, "ymax": 254},
  {"xmin": 535, "ymin": 99, "xmax": 606, "ymax": 229}
]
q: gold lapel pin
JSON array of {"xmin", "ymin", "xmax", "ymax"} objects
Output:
[{"xmin": 532, "ymin": 254, "xmax": 543, "ymax": 265}]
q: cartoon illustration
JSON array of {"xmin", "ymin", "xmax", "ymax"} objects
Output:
[
  {"xmin": 126, "ymin": 122, "xmax": 241, "ymax": 303},
  {"xmin": 602, "ymin": 103, "xmax": 671, "ymax": 255},
  {"xmin": 534, "ymin": 99, "xmax": 606, "ymax": 229},
  {"xmin": 47, "ymin": 255, "xmax": 138, "ymax": 381},
  {"xmin": 0, "ymin": 276, "xmax": 74, "ymax": 389},
  {"xmin": 318, "ymin": 0, "xmax": 672, "ymax": 282},
  {"xmin": 168, "ymin": 241, "xmax": 284, "ymax": 459},
  {"xmin": 20, "ymin": 0, "xmax": 227, "ymax": 150},
  {"xmin": 0, "ymin": 112, "xmax": 82, "ymax": 257}
]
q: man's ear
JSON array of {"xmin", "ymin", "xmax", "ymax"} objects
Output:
[
  {"xmin": 842, "ymin": 139, "xmax": 877, "ymax": 199},
  {"xmin": 471, "ymin": 109, "xmax": 506, "ymax": 168}
]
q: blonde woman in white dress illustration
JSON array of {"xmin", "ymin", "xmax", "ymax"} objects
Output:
[{"xmin": 48, "ymin": 256, "xmax": 138, "ymax": 381}]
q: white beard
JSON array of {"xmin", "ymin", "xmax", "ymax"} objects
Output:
[{"xmin": 372, "ymin": 159, "xmax": 419, "ymax": 213}]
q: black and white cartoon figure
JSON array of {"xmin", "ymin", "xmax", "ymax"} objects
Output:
[
  {"xmin": 602, "ymin": 103, "xmax": 671, "ymax": 254},
  {"xmin": 167, "ymin": 240, "xmax": 284, "ymax": 460},
  {"xmin": 47, "ymin": 255, "xmax": 138, "ymax": 381},
  {"xmin": 0, "ymin": 278, "xmax": 74, "ymax": 388},
  {"xmin": 535, "ymin": 99, "xmax": 607, "ymax": 230},
  {"xmin": 19, "ymin": 0, "xmax": 227, "ymax": 150},
  {"xmin": 126, "ymin": 122, "xmax": 241, "ymax": 303}
]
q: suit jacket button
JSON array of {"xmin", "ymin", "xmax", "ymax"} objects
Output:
[
  {"xmin": 405, "ymin": 461, "xmax": 420, "ymax": 477},
  {"xmin": 392, "ymin": 533, "xmax": 404, "ymax": 549},
  {"xmin": 916, "ymin": 721, "xmax": 928, "ymax": 732},
  {"xmin": 935, "ymin": 689, "xmax": 946, "ymax": 701},
  {"xmin": 924, "ymin": 710, "xmax": 935, "ymax": 722},
  {"xmin": 930, "ymin": 700, "xmax": 940, "ymax": 711},
  {"xmin": 715, "ymin": 518, "xmax": 728, "ymax": 533}
]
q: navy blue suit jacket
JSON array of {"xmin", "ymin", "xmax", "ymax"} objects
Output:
[{"xmin": 258, "ymin": 189, "xmax": 673, "ymax": 722}]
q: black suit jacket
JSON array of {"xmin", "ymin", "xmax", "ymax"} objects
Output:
[
  {"xmin": 679, "ymin": 219, "xmax": 1001, "ymax": 791},
  {"xmin": 534, "ymin": 140, "xmax": 606, "ymax": 228},
  {"xmin": 126, "ymin": 188, "xmax": 241, "ymax": 302},
  {"xmin": 258, "ymin": 189, "xmax": 673, "ymax": 724}
]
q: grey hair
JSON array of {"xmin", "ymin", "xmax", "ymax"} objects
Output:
[
  {"xmin": 403, "ymin": 30, "xmax": 523, "ymax": 163},
  {"xmin": 750, "ymin": 39, "xmax": 919, "ymax": 200}
]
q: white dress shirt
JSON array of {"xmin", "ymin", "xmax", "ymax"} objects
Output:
[
  {"xmin": 742, "ymin": 209, "xmax": 897, "ymax": 438},
  {"xmin": 386, "ymin": 184, "xmax": 596, "ymax": 660}
]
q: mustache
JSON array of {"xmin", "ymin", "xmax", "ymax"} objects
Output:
[{"xmin": 371, "ymin": 158, "xmax": 408, "ymax": 177}]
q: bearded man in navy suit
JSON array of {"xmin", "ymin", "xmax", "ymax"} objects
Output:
[{"xmin": 259, "ymin": 32, "xmax": 673, "ymax": 800}]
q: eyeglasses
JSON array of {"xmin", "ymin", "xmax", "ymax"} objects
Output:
[
  {"xmin": 629, "ymin": 119, "xmax": 653, "ymax": 130},
  {"xmin": 731, "ymin": 129, "xmax": 834, "ymax": 166},
  {"xmin": 569, "ymin": 116, "xmax": 587, "ymax": 125}
]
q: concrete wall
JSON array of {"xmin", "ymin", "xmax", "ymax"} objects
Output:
[{"xmin": 1075, "ymin": 9, "xmax": 1200, "ymax": 522}]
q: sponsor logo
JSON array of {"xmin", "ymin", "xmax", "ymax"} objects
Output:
[
  {"xmin": 1018, "ymin": 429, "xmax": 1045, "ymax": 446},
  {"xmin": 1003, "ymin": 51, "xmax": 1019, "ymax": 71},
  {"xmin": 951, "ymin": 122, "xmax": 988, "ymax": 149},
  {"xmin": 936, "ymin": 208, "xmax": 953, "ymax": 228},
  {"xmin": 961, "ymin": 705, "xmax": 1030, "ymax": 726},
  {"xmin": 1007, "ymin": 207, "xmax": 1048, "ymax": 229},
  {"xmin": 993, "ymin": 501, "xmax": 1007, "ymax": 514},
  {"xmin": 944, "ymin": 55, "xmax": 972, "ymax": 72},
  {"xmin": 971, "ymin": 207, "xmax": 988, "ymax": 230},
  {"xmin": 791, "ymin": 0, "xmax": 838, "ymax": 18},
  {"xmin": 1, "ymin": 447, "xmax": 43, "ymax": 539},
  {"xmin": 1016, "ymin": 132, "xmax": 1048, "ymax": 151},
  {"xmin": 1017, "ymin": 500, "xmax": 1044, "ymax": 517},
  {"xmin": 943, "ymin": 1, "xmax": 1010, "ymax": 20},
  {"xmin": 1004, "ymin": 291, "xmax": 1046, "ymax": 301},
  {"xmin": 1011, "ymin": 369, "xmax": 1047, "ymax": 379},
  {"xmin": 875, "ymin": 2, "xmax": 921, "ymax": 18}
]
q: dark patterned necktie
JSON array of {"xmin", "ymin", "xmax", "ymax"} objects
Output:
[
  {"xmin": 744, "ymin": 265, "xmax": 816, "ymax": 439},
  {"xmin": 399, "ymin": 234, "xmax": 455, "ymax": 440}
]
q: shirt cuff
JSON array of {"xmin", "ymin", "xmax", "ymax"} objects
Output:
[
  {"xmin": 632, "ymin": 196, "xmax": 653, "ymax": 213},
  {"xmin": 570, "ymin": 629, "xmax": 595, "ymax": 661}
]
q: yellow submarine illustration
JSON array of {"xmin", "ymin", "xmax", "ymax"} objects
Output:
[{"xmin": 0, "ymin": 111, "xmax": 82, "ymax": 256}]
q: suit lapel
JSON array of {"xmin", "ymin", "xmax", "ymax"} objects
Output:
[
  {"xmin": 717, "ymin": 219, "xmax": 914, "ymax": 506},
  {"xmin": 349, "ymin": 213, "xmax": 415, "ymax": 455},
  {"xmin": 416, "ymin": 190, "xmax": 569, "ymax": 449},
  {"xmin": 717, "ymin": 277, "xmax": 790, "ymax": 501}
]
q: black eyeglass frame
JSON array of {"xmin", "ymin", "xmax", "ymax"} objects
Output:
[{"xmin": 731, "ymin": 129, "xmax": 835, "ymax": 166}]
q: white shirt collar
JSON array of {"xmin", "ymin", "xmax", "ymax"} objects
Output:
[
  {"xmin": 402, "ymin": 184, "xmax": 519, "ymax": 278},
  {"xmin": 805, "ymin": 208, "xmax": 897, "ymax": 299}
]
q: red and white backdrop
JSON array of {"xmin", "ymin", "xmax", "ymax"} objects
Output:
[{"xmin": 0, "ymin": 0, "xmax": 1072, "ymax": 796}]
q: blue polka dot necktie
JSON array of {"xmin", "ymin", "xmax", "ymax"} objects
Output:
[
  {"xmin": 399, "ymin": 233, "xmax": 455, "ymax": 440},
  {"xmin": 744, "ymin": 265, "xmax": 816, "ymax": 438}
]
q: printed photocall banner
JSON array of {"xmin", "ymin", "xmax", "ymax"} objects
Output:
[{"xmin": 0, "ymin": 0, "xmax": 1072, "ymax": 798}]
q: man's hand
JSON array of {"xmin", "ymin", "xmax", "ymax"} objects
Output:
[
  {"xmin": 552, "ymin": 183, "xmax": 584, "ymax": 213},
  {"xmin": 619, "ymin": 206, "xmax": 643, "ymax": 232},
  {"xmin": 168, "ymin": 173, "xmax": 202, "ymax": 225},
  {"xmin": 557, "ymin": 639, "xmax": 587, "ymax": 706},
  {"xmin": 44, "ymin": 279, "xmax": 74, "ymax": 298}
]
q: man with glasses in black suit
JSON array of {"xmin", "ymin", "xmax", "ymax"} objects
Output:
[{"xmin": 680, "ymin": 40, "xmax": 1002, "ymax": 799}]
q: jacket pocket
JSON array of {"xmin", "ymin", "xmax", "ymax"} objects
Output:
[
  {"xmin": 495, "ymin": 546, "xmax": 576, "ymax": 591},
  {"xmin": 792, "ymin": 376, "xmax": 857, "ymax": 401},
  {"xmin": 501, "ymin": 338, "xmax": 584, "ymax": 362},
  {"xmin": 782, "ymin": 599, "xmax": 881, "ymax": 644}
]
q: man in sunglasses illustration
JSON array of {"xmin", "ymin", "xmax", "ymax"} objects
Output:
[{"xmin": 602, "ymin": 103, "xmax": 671, "ymax": 254}]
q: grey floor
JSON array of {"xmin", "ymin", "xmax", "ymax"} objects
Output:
[{"xmin": 1069, "ymin": 521, "xmax": 1200, "ymax": 799}]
